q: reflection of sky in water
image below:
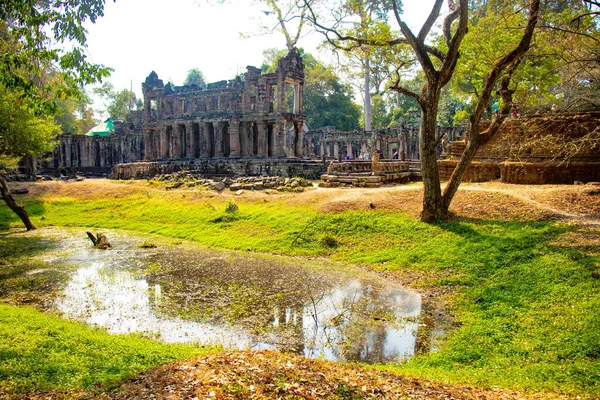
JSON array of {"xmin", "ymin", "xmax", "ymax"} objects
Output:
[
  {"xmin": 52, "ymin": 231, "xmax": 424, "ymax": 364},
  {"xmin": 56, "ymin": 263, "xmax": 254, "ymax": 348}
]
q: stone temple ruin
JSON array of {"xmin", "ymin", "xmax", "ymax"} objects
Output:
[
  {"xmin": 141, "ymin": 49, "xmax": 306, "ymax": 161},
  {"xmin": 46, "ymin": 48, "xmax": 600, "ymax": 186}
]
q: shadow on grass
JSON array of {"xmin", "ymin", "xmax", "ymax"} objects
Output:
[{"xmin": 0, "ymin": 199, "xmax": 46, "ymax": 230}]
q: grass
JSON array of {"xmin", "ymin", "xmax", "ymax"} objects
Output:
[
  {"xmin": 0, "ymin": 304, "xmax": 214, "ymax": 397},
  {"xmin": 1, "ymin": 181, "xmax": 599, "ymax": 398}
]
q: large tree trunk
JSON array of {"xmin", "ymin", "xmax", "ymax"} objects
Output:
[
  {"xmin": 441, "ymin": 135, "xmax": 480, "ymax": 213},
  {"xmin": 0, "ymin": 175, "xmax": 36, "ymax": 231},
  {"xmin": 419, "ymin": 95, "xmax": 444, "ymax": 222}
]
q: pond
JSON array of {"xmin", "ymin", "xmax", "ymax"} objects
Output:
[{"xmin": 33, "ymin": 229, "xmax": 440, "ymax": 363}]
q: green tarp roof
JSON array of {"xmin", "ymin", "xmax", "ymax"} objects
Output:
[{"xmin": 85, "ymin": 118, "xmax": 115, "ymax": 137}]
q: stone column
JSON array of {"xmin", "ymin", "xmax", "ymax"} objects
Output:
[
  {"xmin": 172, "ymin": 126, "xmax": 181, "ymax": 159},
  {"xmin": 239, "ymin": 122, "xmax": 248, "ymax": 157},
  {"xmin": 215, "ymin": 122, "xmax": 224, "ymax": 157},
  {"xmin": 144, "ymin": 131, "xmax": 152, "ymax": 160},
  {"xmin": 186, "ymin": 122, "xmax": 194, "ymax": 158},
  {"xmin": 333, "ymin": 140, "xmax": 339, "ymax": 159},
  {"xmin": 294, "ymin": 121, "xmax": 303, "ymax": 158},
  {"xmin": 320, "ymin": 141, "xmax": 325, "ymax": 157},
  {"xmin": 257, "ymin": 120, "xmax": 267, "ymax": 157},
  {"xmin": 200, "ymin": 122, "xmax": 210, "ymax": 157},
  {"xmin": 273, "ymin": 122, "xmax": 285, "ymax": 158},
  {"xmin": 346, "ymin": 141, "xmax": 353, "ymax": 159},
  {"xmin": 229, "ymin": 120, "xmax": 241, "ymax": 157},
  {"xmin": 160, "ymin": 126, "xmax": 169, "ymax": 159}
]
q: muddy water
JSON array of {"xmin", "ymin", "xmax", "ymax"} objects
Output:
[{"xmin": 39, "ymin": 229, "xmax": 434, "ymax": 363}]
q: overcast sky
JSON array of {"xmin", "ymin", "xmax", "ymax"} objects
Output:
[{"xmin": 84, "ymin": 0, "xmax": 440, "ymax": 111}]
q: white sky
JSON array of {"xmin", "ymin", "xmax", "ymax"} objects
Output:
[{"xmin": 84, "ymin": 0, "xmax": 439, "ymax": 111}]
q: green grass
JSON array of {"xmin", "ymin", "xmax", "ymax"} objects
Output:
[
  {"xmin": 0, "ymin": 304, "xmax": 214, "ymax": 396},
  {"xmin": 1, "ymin": 185, "xmax": 599, "ymax": 397}
]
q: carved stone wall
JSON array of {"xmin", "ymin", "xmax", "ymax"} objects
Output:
[
  {"xmin": 141, "ymin": 49, "xmax": 306, "ymax": 162},
  {"xmin": 439, "ymin": 111, "xmax": 600, "ymax": 184},
  {"xmin": 305, "ymin": 125, "xmax": 466, "ymax": 161},
  {"xmin": 49, "ymin": 111, "xmax": 145, "ymax": 174},
  {"xmin": 112, "ymin": 159, "xmax": 326, "ymax": 180}
]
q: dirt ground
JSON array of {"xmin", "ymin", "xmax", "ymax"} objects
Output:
[{"xmin": 13, "ymin": 179, "xmax": 600, "ymax": 222}]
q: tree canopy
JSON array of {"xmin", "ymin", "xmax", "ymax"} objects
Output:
[
  {"xmin": 184, "ymin": 68, "xmax": 207, "ymax": 87},
  {"xmin": 94, "ymin": 82, "xmax": 138, "ymax": 120}
]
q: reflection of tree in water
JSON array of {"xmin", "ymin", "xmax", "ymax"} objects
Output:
[
  {"xmin": 414, "ymin": 296, "xmax": 435, "ymax": 356},
  {"xmin": 141, "ymin": 246, "xmax": 424, "ymax": 363}
]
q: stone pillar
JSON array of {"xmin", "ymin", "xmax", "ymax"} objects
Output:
[
  {"xmin": 239, "ymin": 122, "xmax": 248, "ymax": 157},
  {"xmin": 320, "ymin": 141, "xmax": 325, "ymax": 157},
  {"xmin": 172, "ymin": 126, "xmax": 181, "ymax": 159},
  {"xmin": 160, "ymin": 126, "xmax": 168, "ymax": 159},
  {"xmin": 229, "ymin": 120, "xmax": 240, "ymax": 157},
  {"xmin": 346, "ymin": 141, "xmax": 353, "ymax": 159},
  {"xmin": 185, "ymin": 122, "xmax": 194, "ymax": 158},
  {"xmin": 257, "ymin": 120, "xmax": 267, "ymax": 157},
  {"xmin": 333, "ymin": 141, "xmax": 339, "ymax": 159},
  {"xmin": 294, "ymin": 121, "xmax": 303, "ymax": 158},
  {"xmin": 200, "ymin": 122, "xmax": 209, "ymax": 157},
  {"xmin": 273, "ymin": 122, "xmax": 285, "ymax": 158},
  {"xmin": 248, "ymin": 122, "xmax": 255, "ymax": 157},
  {"xmin": 215, "ymin": 122, "xmax": 224, "ymax": 157}
]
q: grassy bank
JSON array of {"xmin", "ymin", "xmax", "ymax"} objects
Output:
[
  {"xmin": 1, "ymin": 180, "xmax": 599, "ymax": 398},
  {"xmin": 0, "ymin": 304, "xmax": 213, "ymax": 397}
]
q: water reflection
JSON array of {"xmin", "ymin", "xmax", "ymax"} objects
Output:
[{"xmin": 48, "ymin": 229, "xmax": 434, "ymax": 364}]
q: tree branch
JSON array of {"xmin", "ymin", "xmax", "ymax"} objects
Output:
[{"xmin": 417, "ymin": 0, "xmax": 444, "ymax": 43}]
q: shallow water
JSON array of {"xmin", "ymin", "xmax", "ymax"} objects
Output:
[{"xmin": 36, "ymin": 228, "xmax": 436, "ymax": 363}]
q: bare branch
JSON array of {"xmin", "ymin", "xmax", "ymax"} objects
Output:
[{"xmin": 417, "ymin": 0, "xmax": 444, "ymax": 43}]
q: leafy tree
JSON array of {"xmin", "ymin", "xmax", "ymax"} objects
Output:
[
  {"xmin": 94, "ymin": 82, "xmax": 137, "ymax": 120},
  {"xmin": 308, "ymin": 0, "xmax": 542, "ymax": 222},
  {"xmin": 184, "ymin": 68, "xmax": 207, "ymax": 87},
  {"xmin": 54, "ymin": 86, "xmax": 97, "ymax": 134},
  {"xmin": 0, "ymin": 0, "xmax": 112, "ymax": 115},
  {"xmin": 1, "ymin": 0, "xmax": 112, "ymax": 230},
  {"xmin": 0, "ymin": 89, "xmax": 58, "ymax": 230}
]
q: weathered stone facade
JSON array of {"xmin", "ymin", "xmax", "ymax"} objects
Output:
[
  {"xmin": 305, "ymin": 125, "xmax": 465, "ymax": 160},
  {"xmin": 50, "ymin": 111, "xmax": 145, "ymax": 174},
  {"xmin": 112, "ymin": 159, "xmax": 327, "ymax": 180},
  {"xmin": 439, "ymin": 111, "xmax": 600, "ymax": 184},
  {"xmin": 141, "ymin": 49, "xmax": 306, "ymax": 162}
]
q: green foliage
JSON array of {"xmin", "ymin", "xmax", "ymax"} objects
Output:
[
  {"xmin": 0, "ymin": 304, "xmax": 212, "ymax": 396},
  {"xmin": 54, "ymin": 85, "xmax": 97, "ymax": 134},
  {"xmin": 263, "ymin": 48, "xmax": 361, "ymax": 130},
  {"xmin": 94, "ymin": 82, "xmax": 137, "ymax": 120},
  {"xmin": 184, "ymin": 68, "xmax": 207, "ymax": 87},
  {"xmin": 0, "ymin": 1, "xmax": 112, "ymax": 116},
  {"xmin": 448, "ymin": 1, "xmax": 600, "ymax": 111},
  {"xmin": 0, "ymin": 89, "xmax": 58, "ymax": 171}
]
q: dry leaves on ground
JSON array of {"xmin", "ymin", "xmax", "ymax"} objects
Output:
[{"xmin": 90, "ymin": 351, "xmax": 565, "ymax": 400}]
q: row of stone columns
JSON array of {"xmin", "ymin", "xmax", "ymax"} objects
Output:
[
  {"xmin": 145, "ymin": 119, "xmax": 303, "ymax": 161},
  {"xmin": 319, "ymin": 140, "xmax": 369, "ymax": 159}
]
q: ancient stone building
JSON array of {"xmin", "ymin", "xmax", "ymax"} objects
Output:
[
  {"xmin": 306, "ymin": 125, "xmax": 465, "ymax": 160},
  {"xmin": 50, "ymin": 111, "xmax": 145, "ymax": 174},
  {"xmin": 141, "ymin": 49, "xmax": 306, "ymax": 161},
  {"xmin": 438, "ymin": 111, "xmax": 600, "ymax": 184}
]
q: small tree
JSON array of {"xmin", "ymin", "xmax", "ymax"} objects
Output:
[
  {"xmin": 184, "ymin": 68, "xmax": 207, "ymax": 87},
  {"xmin": 1, "ymin": 0, "xmax": 112, "ymax": 230},
  {"xmin": 0, "ymin": 90, "xmax": 57, "ymax": 230},
  {"xmin": 94, "ymin": 82, "xmax": 138, "ymax": 120}
]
